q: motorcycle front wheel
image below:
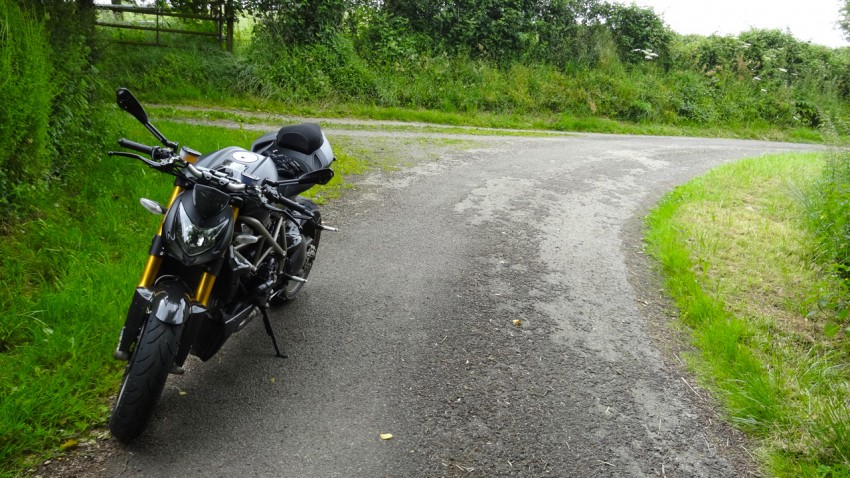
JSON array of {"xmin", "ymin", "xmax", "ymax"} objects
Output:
[{"xmin": 109, "ymin": 317, "xmax": 182, "ymax": 442}]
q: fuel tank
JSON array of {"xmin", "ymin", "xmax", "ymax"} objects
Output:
[{"xmin": 195, "ymin": 147, "xmax": 279, "ymax": 183}]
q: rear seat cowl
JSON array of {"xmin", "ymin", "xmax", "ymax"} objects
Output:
[{"xmin": 276, "ymin": 123, "xmax": 324, "ymax": 155}]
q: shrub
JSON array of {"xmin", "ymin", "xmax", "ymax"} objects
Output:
[
  {"xmin": 602, "ymin": 3, "xmax": 671, "ymax": 65},
  {"xmin": 247, "ymin": 31, "xmax": 378, "ymax": 102}
]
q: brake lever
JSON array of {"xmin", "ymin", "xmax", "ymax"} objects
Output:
[
  {"xmin": 109, "ymin": 151, "xmax": 160, "ymax": 168},
  {"xmin": 261, "ymin": 186, "xmax": 314, "ymax": 218},
  {"xmin": 109, "ymin": 150, "xmax": 144, "ymax": 160}
]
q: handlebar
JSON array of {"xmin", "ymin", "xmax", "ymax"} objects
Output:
[
  {"xmin": 117, "ymin": 138, "xmax": 174, "ymax": 161},
  {"xmin": 117, "ymin": 138, "xmax": 154, "ymax": 155},
  {"xmin": 113, "ymin": 141, "xmax": 315, "ymax": 217}
]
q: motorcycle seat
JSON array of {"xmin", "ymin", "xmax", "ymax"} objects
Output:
[{"xmin": 276, "ymin": 123, "xmax": 324, "ymax": 155}]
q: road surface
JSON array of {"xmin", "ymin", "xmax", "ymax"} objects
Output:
[{"xmin": 91, "ymin": 130, "xmax": 818, "ymax": 477}]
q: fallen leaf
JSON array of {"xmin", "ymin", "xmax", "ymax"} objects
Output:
[
  {"xmin": 178, "ymin": 390, "xmax": 187, "ymax": 396},
  {"xmin": 379, "ymin": 433, "xmax": 393, "ymax": 441},
  {"xmin": 59, "ymin": 439, "xmax": 79, "ymax": 450},
  {"xmin": 512, "ymin": 319, "xmax": 522, "ymax": 327},
  {"xmin": 270, "ymin": 377, "xmax": 276, "ymax": 384}
]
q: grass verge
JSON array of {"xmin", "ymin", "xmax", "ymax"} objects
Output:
[
  {"xmin": 143, "ymin": 101, "xmax": 839, "ymax": 144},
  {"xmin": 0, "ymin": 108, "xmax": 370, "ymax": 476},
  {"xmin": 645, "ymin": 153, "xmax": 850, "ymax": 476}
]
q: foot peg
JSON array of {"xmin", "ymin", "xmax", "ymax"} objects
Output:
[
  {"xmin": 169, "ymin": 365, "xmax": 185, "ymax": 375},
  {"xmin": 317, "ymin": 224, "xmax": 338, "ymax": 232},
  {"xmin": 284, "ymin": 274, "xmax": 307, "ymax": 284}
]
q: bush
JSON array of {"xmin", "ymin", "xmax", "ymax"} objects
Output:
[
  {"xmin": 35, "ymin": 0, "xmax": 100, "ymax": 177},
  {"xmin": 97, "ymin": 42, "xmax": 250, "ymax": 101},
  {"xmin": 350, "ymin": 6, "xmax": 429, "ymax": 67},
  {"xmin": 0, "ymin": 0, "xmax": 103, "ymax": 218},
  {"xmin": 603, "ymin": 3, "xmax": 671, "ymax": 65},
  {"xmin": 247, "ymin": 31, "xmax": 378, "ymax": 102}
]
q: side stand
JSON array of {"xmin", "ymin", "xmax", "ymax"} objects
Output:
[{"xmin": 259, "ymin": 305, "xmax": 287, "ymax": 359}]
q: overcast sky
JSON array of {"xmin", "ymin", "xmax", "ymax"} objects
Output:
[{"xmin": 622, "ymin": 0, "xmax": 849, "ymax": 48}]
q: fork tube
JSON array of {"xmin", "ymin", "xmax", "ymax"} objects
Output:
[
  {"xmin": 193, "ymin": 207, "xmax": 239, "ymax": 306},
  {"xmin": 194, "ymin": 272, "xmax": 216, "ymax": 306},
  {"xmin": 138, "ymin": 185, "xmax": 185, "ymax": 288}
]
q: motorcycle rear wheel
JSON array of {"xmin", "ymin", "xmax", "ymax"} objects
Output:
[
  {"xmin": 273, "ymin": 198, "xmax": 321, "ymax": 304},
  {"xmin": 109, "ymin": 317, "xmax": 182, "ymax": 442},
  {"xmin": 281, "ymin": 240, "xmax": 317, "ymax": 300}
]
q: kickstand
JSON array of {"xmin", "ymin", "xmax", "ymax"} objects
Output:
[{"xmin": 259, "ymin": 305, "xmax": 287, "ymax": 359}]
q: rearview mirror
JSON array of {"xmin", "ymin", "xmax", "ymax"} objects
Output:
[
  {"xmin": 116, "ymin": 88, "xmax": 149, "ymax": 124},
  {"xmin": 298, "ymin": 168, "xmax": 334, "ymax": 185}
]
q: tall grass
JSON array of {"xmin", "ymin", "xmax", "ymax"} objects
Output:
[
  {"xmin": 0, "ymin": 0, "xmax": 51, "ymax": 208},
  {"xmin": 807, "ymin": 152, "xmax": 850, "ymax": 279},
  {"xmin": 645, "ymin": 154, "xmax": 850, "ymax": 476}
]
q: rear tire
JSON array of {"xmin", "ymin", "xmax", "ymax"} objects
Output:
[
  {"xmin": 282, "ymin": 240, "xmax": 317, "ymax": 301},
  {"xmin": 272, "ymin": 198, "xmax": 321, "ymax": 305},
  {"xmin": 109, "ymin": 318, "xmax": 182, "ymax": 443}
]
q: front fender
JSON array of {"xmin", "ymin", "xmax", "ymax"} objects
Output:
[
  {"xmin": 115, "ymin": 281, "xmax": 204, "ymax": 360},
  {"xmin": 150, "ymin": 280, "xmax": 194, "ymax": 325}
]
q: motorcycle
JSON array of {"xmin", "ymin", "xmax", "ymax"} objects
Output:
[{"xmin": 107, "ymin": 88, "xmax": 336, "ymax": 442}]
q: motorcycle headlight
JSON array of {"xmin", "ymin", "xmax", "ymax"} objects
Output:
[{"xmin": 175, "ymin": 203, "xmax": 229, "ymax": 257}]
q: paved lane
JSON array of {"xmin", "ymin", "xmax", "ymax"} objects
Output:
[{"xmin": 103, "ymin": 132, "xmax": 818, "ymax": 477}]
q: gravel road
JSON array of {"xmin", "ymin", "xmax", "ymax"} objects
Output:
[{"xmin": 63, "ymin": 130, "xmax": 820, "ymax": 477}]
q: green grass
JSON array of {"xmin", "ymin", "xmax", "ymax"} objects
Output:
[
  {"xmin": 0, "ymin": 109, "xmax": 372, "ymax": 475},
  {"xmin": 147, "ymin": 103, "xmax": 836, "ymax": 144},
  {"xmin": 147, "ymin": 105, "xmax": 571, "ymax": 138},
  {"xmin": 645, "ymin": 153, "xmax": 850, "ymax": 476},
  {"xmin": 0, "ymin": 0, "xmax": 52, "ymax": 203},
  {"xmin": 0, "ymin": 111, "xmax": 164, "ymax": 474},
  {"xmin": 96, "ymin": 37, "xmax": 848, "ymax": 145}
]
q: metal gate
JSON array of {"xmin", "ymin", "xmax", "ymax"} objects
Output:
[{"xmin": 95, "ymin": 1, "xmax": 235, "ymax": 52}]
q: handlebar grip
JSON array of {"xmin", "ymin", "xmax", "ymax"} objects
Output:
[{"xmin": 118, "ymin": 138, "xmax": 154, "ymax": 155}]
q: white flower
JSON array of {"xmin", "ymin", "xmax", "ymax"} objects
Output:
[{"xmin": 633, "ymin": 48, "xmax": 658, "ymax": 60}]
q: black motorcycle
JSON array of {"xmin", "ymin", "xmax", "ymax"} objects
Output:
[{"xmin": 107, "ymin": 88, "xmax": 336, "ymax": 442}]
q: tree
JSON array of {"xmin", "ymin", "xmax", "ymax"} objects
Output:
[
  {"xmin": 841, "ymin": 0, "xmax": 850, "ymax": 41},
  {"xmin": 602, "ymin": 3, "xmax": 671, "ymax": 64}
]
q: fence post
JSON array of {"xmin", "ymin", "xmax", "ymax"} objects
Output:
[{"xmin": 225, "ymin": 0, "xmax": 234, "ymax": 53}]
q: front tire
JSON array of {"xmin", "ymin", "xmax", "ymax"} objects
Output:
[{"xmin": 109, "ymin": 317, "xmax": 182, "ymax": 443}]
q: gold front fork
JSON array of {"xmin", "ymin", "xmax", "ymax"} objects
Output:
[
  {"xmin": 136, "ymin": 143, "xmax": 237, "ymax": 309},
  {"xmin": 137, "ymin": 185, "xmax": 185, "ymax": 288},
  {"xmin": 193, "ymin": 207, "xmax": 239, "ymax": 306},
  {"xmin": 138, "ymin": 148, "xmax": 201, "ymax": 289}
]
